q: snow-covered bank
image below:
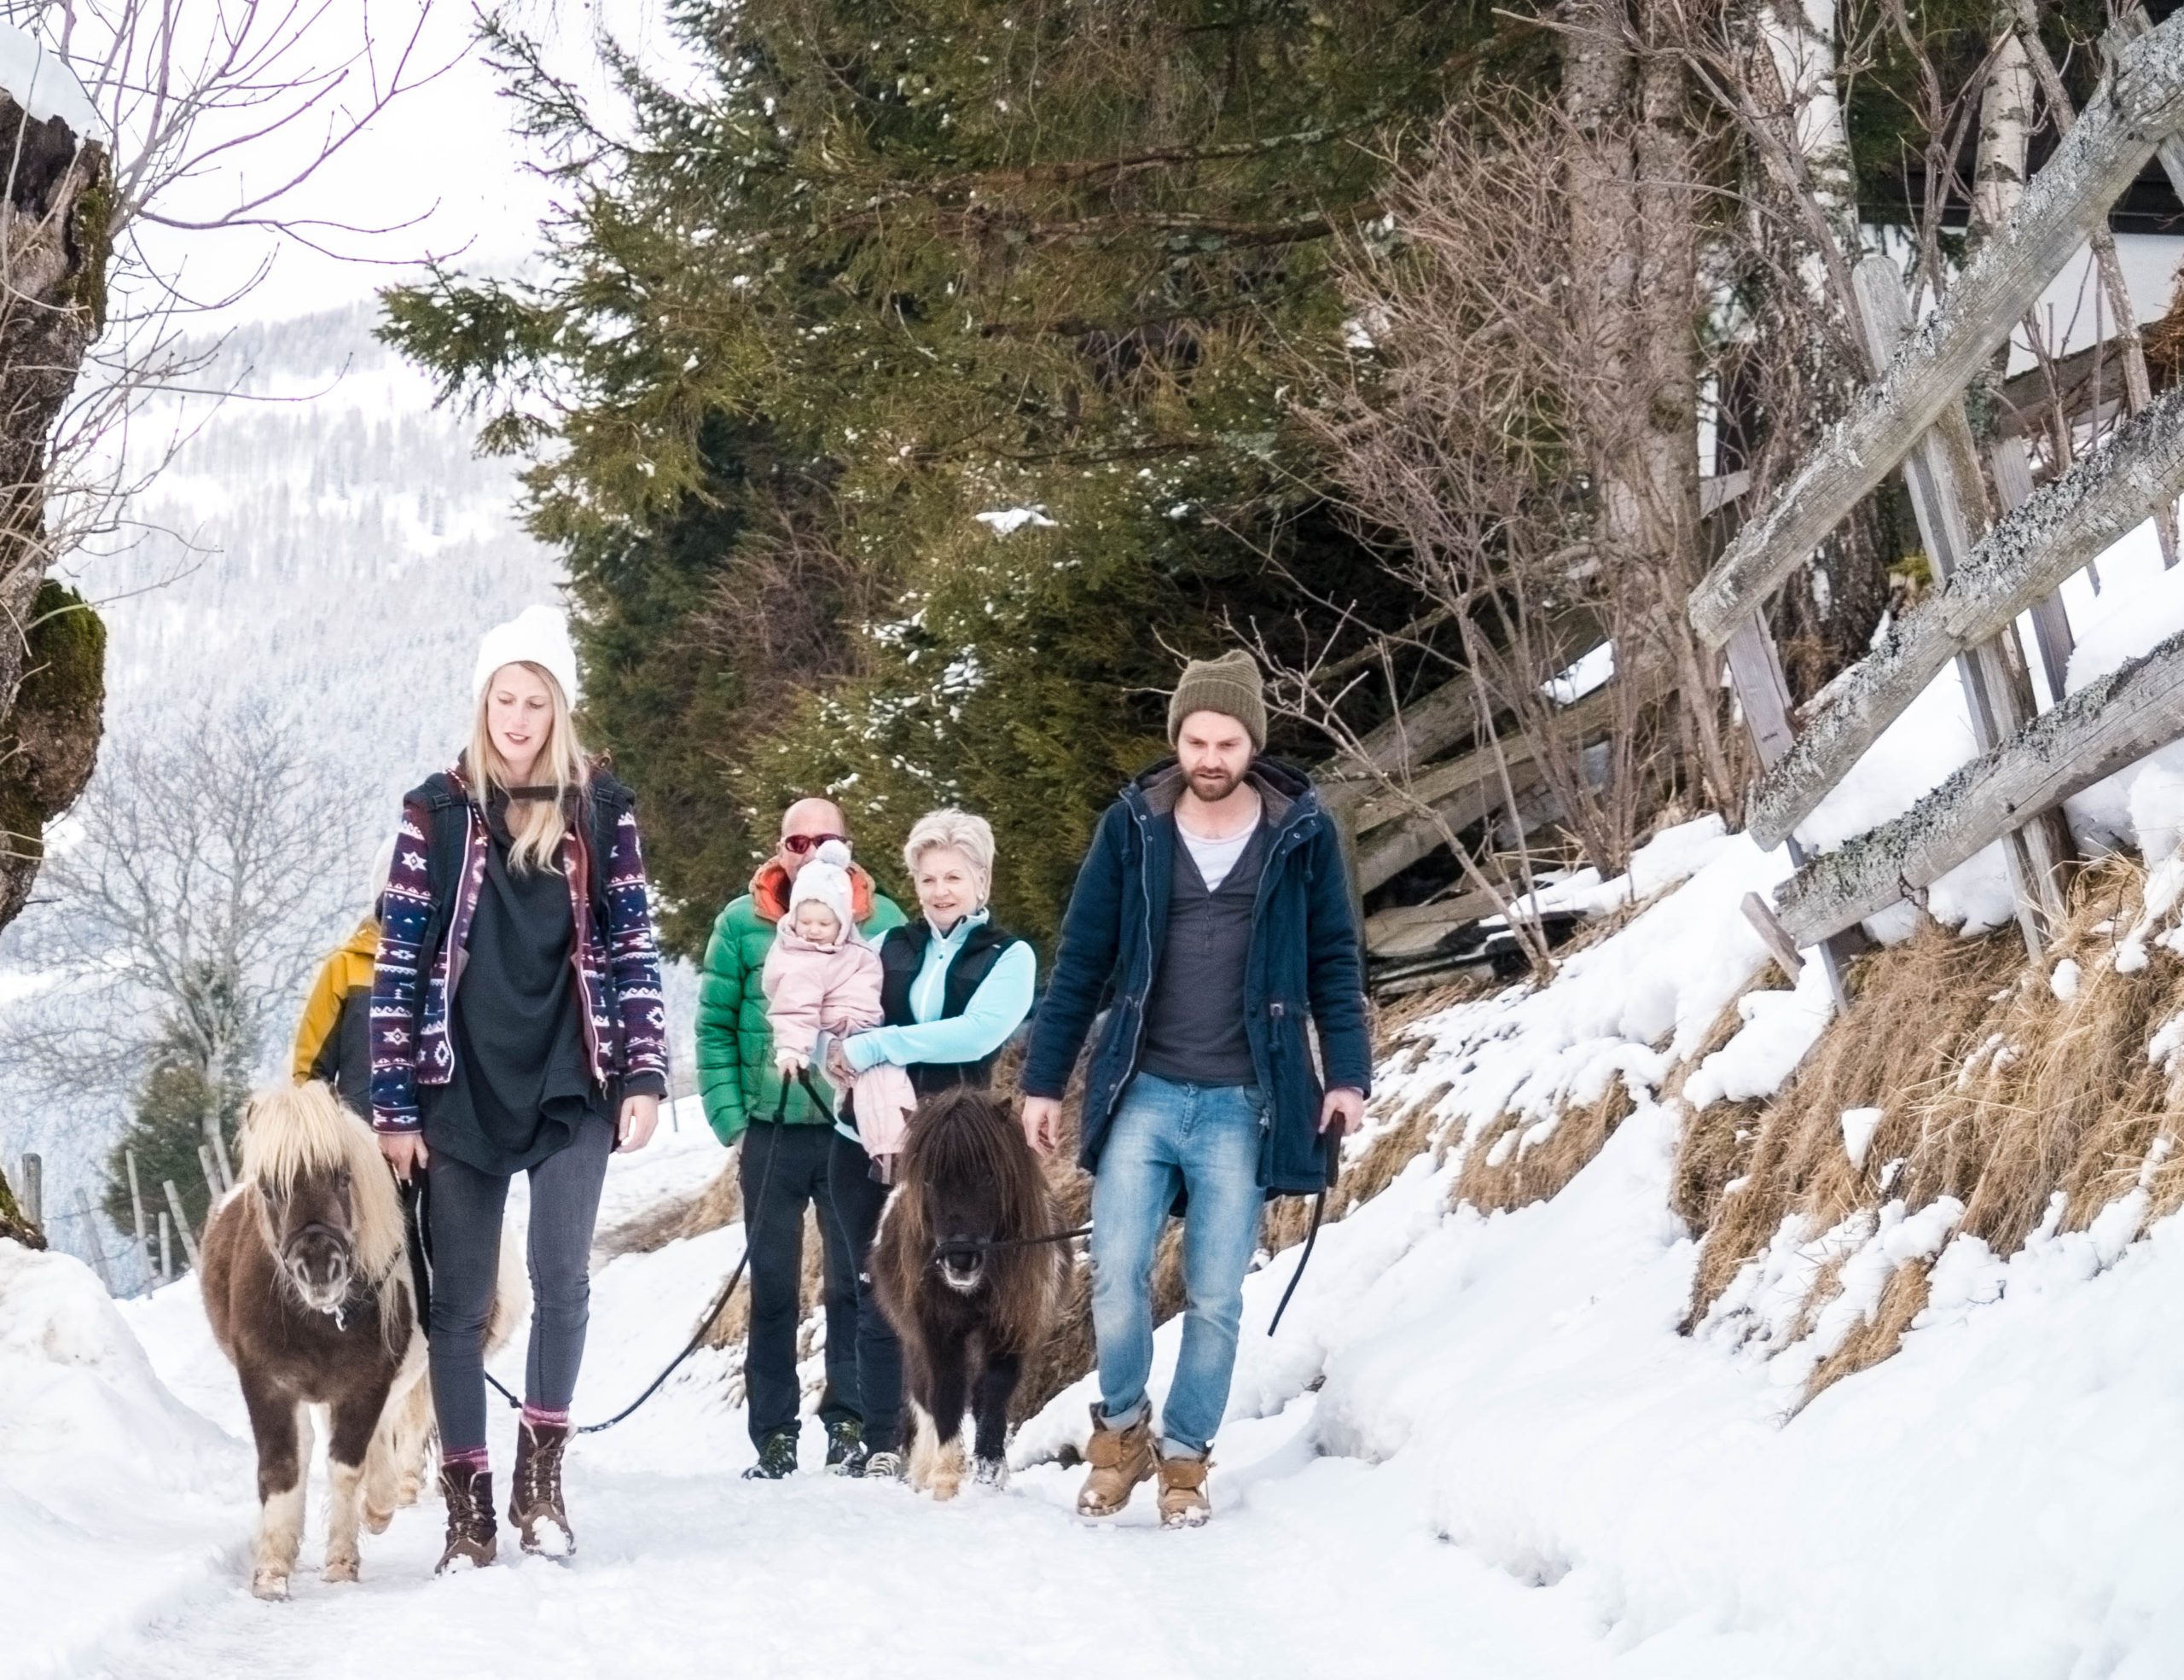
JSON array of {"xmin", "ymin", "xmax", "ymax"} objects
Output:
[{"xmin": 0, "ymin": 1244, "xmax": 246, "ymax": 1676}]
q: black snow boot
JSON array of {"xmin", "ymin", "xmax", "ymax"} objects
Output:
[
  {"xmin": 509, "ymin": 1420, "xmax": 574, "ymax": 1555},
  {"xmin": 743, "ymin": 1427, "xmax": 799, "ymax": 1479},
  {"xmin": 824, "ymin": 1417, "xmax": 863, "ymax": 1474},
  {"xmin": 436, "ymin": 1462, "xmax": 499, "ymax": 1573}
]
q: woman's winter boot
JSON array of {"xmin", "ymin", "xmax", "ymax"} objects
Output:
[
  {"xmin": 436, "ymin": 1462, "xmax": 499, "ymax": 1573},
  {"xmin": 509, "ymin": 1420, "xmax": 575, "ymax": 1555},
  {"xmin": 1154, "ymin": 1451, "xmax": 1211, "ymax": 1529},
  {"xmin": 1074, "ymin": 1404, "xmax": 1154, "ymax": 1518}
]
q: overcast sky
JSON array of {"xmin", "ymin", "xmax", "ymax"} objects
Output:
[{"xmin": 125, "ymin": 0, "xmax": 683, "ymax": 329}]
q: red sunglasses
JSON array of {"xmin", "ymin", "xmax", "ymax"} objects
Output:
[{"xmin": 781, "ymin": 832, "xmax": 849, "ymax": 855}]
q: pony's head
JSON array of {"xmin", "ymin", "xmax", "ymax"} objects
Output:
[
  {"xmin": 240, "ymin": 1083, "xmax": 405, "ymax": 1328},
  {"xmin": 897, "ymin": 1089, "xmax": 1045, "ymax": 1295}
]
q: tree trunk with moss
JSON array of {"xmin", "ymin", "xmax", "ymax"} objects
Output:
[{"xmin": 0, "ymin": 90, "xmax": 112, "ymax": 933}]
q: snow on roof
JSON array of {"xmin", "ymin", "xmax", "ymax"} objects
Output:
[{"xmin": 0, "ymin": 21, "xmax": 106, "ymax": 144}]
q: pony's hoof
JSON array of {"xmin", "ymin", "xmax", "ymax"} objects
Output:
[
  {"xmin": 363, "ymin": 1506, "xmax": 394, "ymax": 1535},
  {"xmin": 973, "ymin": 1457, "xmax": 1008, "ymax": 1490},
  {"xmin": 250, "ymin": 1569, "xmax": 289, "ymax": 1602},
  {"xmin": 322, "ymin": 1556, "xmax": 360, "ymax": 1584}
]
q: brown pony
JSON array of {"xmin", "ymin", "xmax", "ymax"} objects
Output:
[
  {"xmin": 200, "ymin": 1084, "xmax": 523, "ymax": 1598},
  {"xmin": 873, "ymin": 1089, "xmax": 1063, "ymax": 1499}
]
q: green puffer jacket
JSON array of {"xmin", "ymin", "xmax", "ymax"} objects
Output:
[{"xmin": 695, "ymin": 857, "xmax": 906, "ymax": 1143}]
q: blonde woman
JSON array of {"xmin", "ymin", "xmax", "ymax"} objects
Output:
[
  {"xmin": 823, "ymin": 809, "xmax": 1035, "ymax": 1479},
  {"xmin": 370, "ymin": 606, "xmax": 667, "ymax": 1572}
]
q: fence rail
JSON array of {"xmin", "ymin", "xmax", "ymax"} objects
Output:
[{"xmin": 1688, "ymin": 9, "xmax": 2184, "ymax": 648}]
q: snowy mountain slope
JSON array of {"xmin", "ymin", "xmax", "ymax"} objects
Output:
[
  {"xmin": 75, "ymin": 299, "xmax": 562, "ymax": 786},
  {"xmin": 0, "ymin": 302, "xmax": 720, "ymax": 1278}
]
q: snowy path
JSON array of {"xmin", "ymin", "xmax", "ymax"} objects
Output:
[
  {"xmin": 55, "ymin": 1128, "xmax": 1632, "ymax": 1680},
  {"xmin": 77, "ymin": 1405, "xmax": 1633, "ymax": 1680}
]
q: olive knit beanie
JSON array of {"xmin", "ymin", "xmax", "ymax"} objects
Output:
[{"xmin": 1167, "ymin": 649, "xmax": 1267, "ymax": 753}]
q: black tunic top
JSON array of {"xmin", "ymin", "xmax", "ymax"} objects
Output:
[{"xmin": 422, "ymin": 794, "xmax": 608, "ymax": 1174}]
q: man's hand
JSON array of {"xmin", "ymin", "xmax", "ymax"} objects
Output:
[
  {"xmin": 1319, "ymin": 1087, "xmax": 1366, "ymax": 1137},
  {"xmin": 618, "ymin": 1091, "xmax": 661, "ymax": 1154},
  {"xmin": 824, "ymin": 1037, "xmax": 857, "ymax": 1084},
  {"xmin": 379, "ymin": 1131, "xmax": 428, "ymax": 1182},
  {"xmin": 1020, "ymin": 1096, "xmax": 1063, "ymax": 1156}
]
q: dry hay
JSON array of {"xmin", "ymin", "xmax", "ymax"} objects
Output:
[
  {"xmin": 1666, "ymin": 994, "xmax": 1769, "ymax": 1235},
  {"xmin": 595, "ymin": 1163, "xmax": 742, "ymax": 1259},
  {"xmin": 1453, "ymin": 1075, "xmax": 1636, "ymax": 1214},
  {"xmin": 1685, "ymin": 856, "xmax": 2184, "ymax": 1401}
]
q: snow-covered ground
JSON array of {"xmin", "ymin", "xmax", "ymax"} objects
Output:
[{"xmin": 11, "ymin": 826, "xmax": 2184, "ymax": 1680}]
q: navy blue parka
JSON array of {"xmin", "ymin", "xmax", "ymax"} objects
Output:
[{"xmin": 1021, "ymin": 756, "xmax": 1372, "ymax": 1196}]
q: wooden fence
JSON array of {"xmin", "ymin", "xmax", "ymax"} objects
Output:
[{"xmin": 1696, "ymin": 7, "xmax": 2184, "ymax": 962}]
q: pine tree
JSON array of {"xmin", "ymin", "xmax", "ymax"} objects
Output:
[{"xmin": 384, "ymin": 0, "xmax": 1502, "ymax": 948}]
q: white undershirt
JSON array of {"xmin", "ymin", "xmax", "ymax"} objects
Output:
[{"xmin": 1177, "ymin": 796, "xmax": 1261, "ymax": 891}]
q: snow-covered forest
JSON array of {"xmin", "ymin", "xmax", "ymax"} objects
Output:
[{"xmin": 14, "ymin": 0, "xmax": 2184, "ymax": 1675}]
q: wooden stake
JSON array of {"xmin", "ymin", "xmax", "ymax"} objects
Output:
[
  {"xmin": 158, "ymin": 1210, "xmax": 172, "ymax": 1283},
  {"xmin": 125, "ymin": 1148, "xmax": 152, "ymax": 1284},
  {"xmin": 161, "ymin": 1178, "xmax": 200, "ymax": 1268},
  {"xmin": 17, "ymin": 1154, "xmax": 40, "ymax": 1229},
  {"xmin": 74, "ymin": 1188, "xmax": 114, "ymax": 1292},
  {"xmin": 1854, "ymin": 258, "xmax": 2070, "ymax": 954},
  {"xmin": 1722, "ymin": 614, "xmax": 1853, "ymax": 1009}
]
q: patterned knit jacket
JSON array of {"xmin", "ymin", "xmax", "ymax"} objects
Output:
[{"xmin": 369, "ymin": 765, "xmax": 669, "ymax": 1133}]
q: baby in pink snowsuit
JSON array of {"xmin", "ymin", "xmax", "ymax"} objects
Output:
[{"xmin": 762, "ymin": 840, "xmax": 918, "ymax": 1172}]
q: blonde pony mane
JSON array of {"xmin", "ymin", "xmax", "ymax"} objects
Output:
[{"xmin": 240, "ymin": 1082, "xmax": 408, "ymax": 1290}]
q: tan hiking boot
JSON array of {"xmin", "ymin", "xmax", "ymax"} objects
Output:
[
  {"xmin": 1074, "ymin": 1404, "xmax": 1154, "ymax": 1517},
  {"xmin": 1156, "ymin": 1451, "xmax": 1211, "ymax": 1529}
]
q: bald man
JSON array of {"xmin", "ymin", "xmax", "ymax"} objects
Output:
[{"xmin": 697, "ymin": 798, "xmax": 906, "ymax": 1477}]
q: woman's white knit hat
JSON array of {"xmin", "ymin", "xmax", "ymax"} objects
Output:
[
  {"xmin": 787, "ymin": 840, "xmax": 857, "ymax": 934},
  {"xmin": 474, "ymin": 605, "xmax": 579, "ymax": 705}
]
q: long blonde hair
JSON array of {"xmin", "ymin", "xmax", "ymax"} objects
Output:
[{"xmin": 468, "ymin": 660, "xmax": 590, "ymax": 873}]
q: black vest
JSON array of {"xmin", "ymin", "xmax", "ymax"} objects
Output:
[{"xmin": 879, "ymin": 918, "xmax": 1020, "ymax": 1097}]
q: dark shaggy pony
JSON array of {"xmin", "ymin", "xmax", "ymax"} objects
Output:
[{"xmin": 873, "ymin": 1089, "xmax": 1064, "ymax": 1497}]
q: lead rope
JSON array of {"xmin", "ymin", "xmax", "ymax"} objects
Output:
[{"xmin": 1264, "ymin": 1188, "xmax": 1327, "ymax": 1338}]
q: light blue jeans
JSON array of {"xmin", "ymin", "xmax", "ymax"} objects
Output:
[{"xmin": 1090, "ymin": 1072, "xmax": 1265, "ymax": 1458}]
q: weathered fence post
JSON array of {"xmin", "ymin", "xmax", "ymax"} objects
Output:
[
  {"xmin": 199, "ymin": 1143, "xmax": 227, "ymax": 1207},
  {"xmin": 1989, "ymin": 436, "xmax": 2077, "ymax": 704},
  {"xmin": 1722, "ymin": 617, "xmax": 1852, "ymax": 1007},
  {"xmin": 210, "ymin": 1126, "xmax": 235, "ymax": 1195},
  {"xmin": 161, "ymin": 1178, "xmax": 200, "ymax": 1269},
  {"xmin": 157, "ymin": 1210, "xmax": 172, "ymax": 1283},
  {"xmin": 18, "ymin": 1153, "xmax": 41, "ymax": 1229},
  {"xmin": 124, "ymin": 1148, "xmax": 152, "ymax": 1284},
  {"xmin": 1853, "ymin": 257, "xmax": 2071, "ymax": 954},
  {"xmin": 73, "ymin": 1188, "xmax": 114, "ymax": 1292}
]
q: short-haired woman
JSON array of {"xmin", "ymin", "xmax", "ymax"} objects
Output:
[
  {"xmin": 824, "ymin": 809, "xmax": 1035, "ymax": 1479},
  {"xmin": 370, "ymin": 606, "xmax": 668, "ymax": 1571}
]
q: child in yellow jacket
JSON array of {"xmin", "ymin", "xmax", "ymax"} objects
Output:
[{"xmin": 291, "ymin": 839, "xmax": 395, "ymax": 1116}]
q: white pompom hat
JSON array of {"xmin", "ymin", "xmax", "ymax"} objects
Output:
[
  {"xmin": 474, "ymin": 605, "xmax": 579, "ymax": 706},
  {"xmin": 787, "ymin": 840, "xmax": 857, "ymax": 935}
]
